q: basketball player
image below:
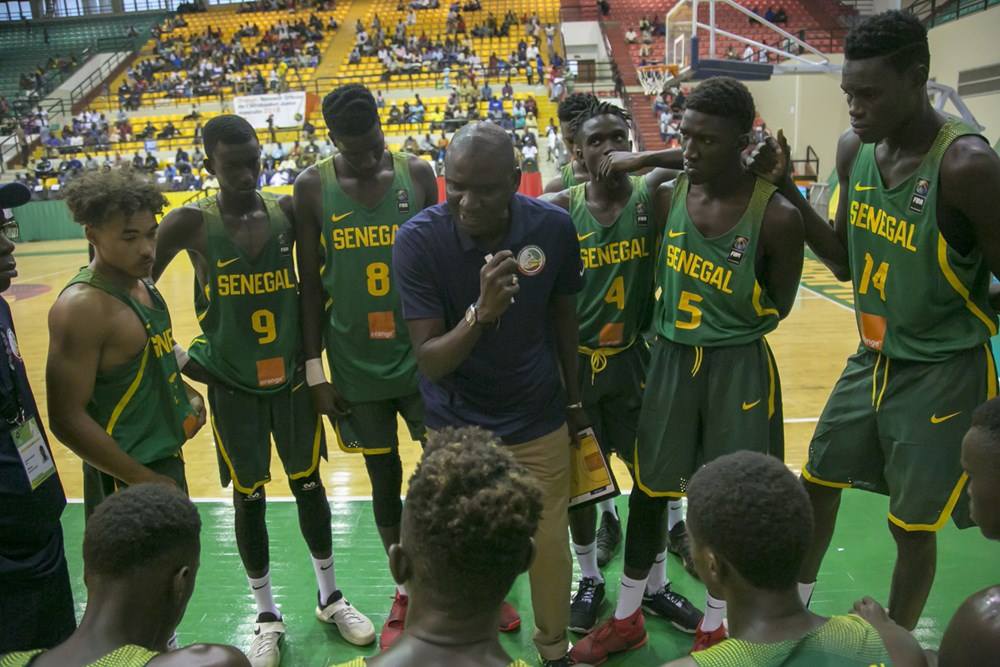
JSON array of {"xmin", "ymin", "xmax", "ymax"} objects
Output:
[
  {"xmin": 662, "ymin": 451, "xmax": 918, "ymax": 667},
  {"xmin": 0, "ymin": 483, "xmax": 249, "ymax": 667},
  {"xmin": 543, "ymin": 93, "xmax": 595, "ymax": 194},
  {"xmin": 292, "ymin": 84, "xmax": 447, "ymax": 650},
  {"xmin": 541, "ymin": 98, "xmax": 689, "ymax": 633},
  {"xmin": 758, "ymin": 11, "xmax": 1000, "ymax": 630},
  {"xmin": 572, "ymin": 77, "xmax": 804, "ymax": 664},
  {"xmin": 46, "ymin": 169, "xmax": 206, "ymax": 518},
  {"xmin": 153, "ymin": 115, "xmax": 375, "ymax": 666},
  {"xmin": 332, "ymin": 427, "xmax": 539, "ymax": 667}
]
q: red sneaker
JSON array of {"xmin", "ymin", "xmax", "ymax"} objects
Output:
[
  {"xmin": 499, "ymin": 600, "xmax": 521, "ymax": 632},
  {"xmin": 691, "ymin": 620, "xmax": 728, "ymax": 653},
  {"xmin": 379, "ymin": 592, "xmax": 408, "ymax": 651},
  {"xmin": 569, "ymin": 608, "xmax": 647, "ymax": 665}
]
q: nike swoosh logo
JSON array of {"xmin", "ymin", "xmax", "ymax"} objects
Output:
[
  {"xmin": 854, "ymin": 183, "xmax": 877, "ymax": 192},
  {"xmin": 667, "ymin": 230, "xmax": 686, "ymax": 238},
  {"xmin": 331, "ymin": 211, "xmax": 354, "ymax": 223},
  {"xmin": 930, "ymin": 411, "xmax": 961, "ymax": 424},
  {"xmin": 217, "ymin": 257, "xmax": 240, "ymax": 268},
  {"xmin": 742, "ymin": 399, "xmax": 761, "ymax": 411},
  {"xmin": 320, "ymin": 563, "xmax": 333, "ymax": 571},
  {"xmin": 251, "ymin": 583, "xmax": 268, "ymax": 590},
  {"xmin": 577, "ymin": 232, "xmax": 597, "ymax": 241}
]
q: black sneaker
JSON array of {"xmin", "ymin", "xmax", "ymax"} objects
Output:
[
  {"xmin": 667, "ymin": 521, "xmax": 698, "ymax": 579},
  {"xmin": 642, "ymin": 584, "xmax": 703, "ymax": 634},
  {"xmin": 569, "ymin": 576, "xmax": 606, "ymax": 633},
  {"xmin": 595, "ymin": 510, "xmax": 621, "ymax": 568},
  {"xmin": 540, "ymin": 652, "xmax": 583, "ymax": 666}
]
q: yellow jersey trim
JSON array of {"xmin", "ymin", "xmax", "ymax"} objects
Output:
[
  {"xmin": 937, "ymin": 235, "xmax": 997, "ymax": 336},
  {"xmin": 801, "ymin": 467, "xmax": 852, "ymax": 489},
  {"xmin": 888, "ymin": 472, "xmax": 968, "ymax": 532},
  {"xmin": 752, "ymin": 281, "xmax": 779, "ymax": 318},
  {"xmin": 105, "ymin": 344, "xmax": 150, "ymax": 436}
]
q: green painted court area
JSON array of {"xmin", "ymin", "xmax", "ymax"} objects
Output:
[{"xmin": 61, "ymin": 492, "xmax": 996, "ymax": 666}]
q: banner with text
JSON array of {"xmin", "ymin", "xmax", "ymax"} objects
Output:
[{"xmin": 233, "ymin": 92, "xmax": 306, "ymax": 130}]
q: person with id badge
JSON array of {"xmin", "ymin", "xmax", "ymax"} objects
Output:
[{"xmin": 0, "ymin": 182, "xmax": 77, "ymax": 652}]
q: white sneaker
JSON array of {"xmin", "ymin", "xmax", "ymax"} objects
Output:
[
  {"xmin": 315, "ymin": 593, "xmax": 376, "ymax": 646},
  {"xmin": 248, "ymin": 619, "xmax": 285, "ymax": 667}
]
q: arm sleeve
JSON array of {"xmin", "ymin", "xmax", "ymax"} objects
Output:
[
  {"xmin": 552, "ymin": 211, "xmax": 584, "ymax": 295},
  {"xmin": 393, "ymin": 221, "xmax": 446, "ymax": 320}
]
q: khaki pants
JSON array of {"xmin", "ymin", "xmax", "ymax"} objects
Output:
[{"xmin": 508, "ymin": 424, "xmax": 572, "ymax": 660}]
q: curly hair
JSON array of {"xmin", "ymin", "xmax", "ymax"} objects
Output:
[
  {"xmin": 971, "ymin": 397, "xmax": 1000, "ymax": 460},
  {"xmin": 846, "ymin": 10, "xmax": 929, "ymax": 73},
  {"xmin": 64, "ymin": 168, "xmax": 167, "ymax": 227},
  {"xmin": 684, "ymin": 77, "xmax": 756, "ymax": 135},
  {"xmin": 687, "ymin": 451, "xmax": 813, "ymax": 590},
  {"xmin": 557, "ymin": 92, "xmax": 596, "ymax": 124},
  {"xmin": 404, "ymin": 427, "xmax": 542, "ymax": 611},
  {"xmin": 84, "ymin": 483, "xmax": 201, "ymax": 578},
  {"xmin": 203, "ymin": 114, "xmax": 258, "ymax": 158},
  {"xmin": 322, "ymin": 84, "xmax": 380, "ymax": 138},
  {"xmin": 569, "ymin": 98, "xmax": 632, "ymax": 144}
]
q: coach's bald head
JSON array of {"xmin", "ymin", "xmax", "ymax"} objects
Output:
[{"xmin": 444, "ymin": 122, "xmax": 521, "ymax": 244}]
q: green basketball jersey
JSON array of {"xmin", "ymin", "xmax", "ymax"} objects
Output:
[
  {"xmin": 571, "ymin": 176, "xmax": 656, "ymax": 351},
  {"xmin": 655, "ymin": 174, "xmax": 780, "ymax": 346},
  {"xmin": 847, "ymin": 118, "xmax": 996, "ymax": 362},
  {"xmin": 562, "ymin": 162, "xmax": 581, "ymax": 189},
  {"xmin": 317, "ymin": 152, "xmax": 418, "ymax": 402},
  {"xmin": 63, "ymin": 269, "xmax": 192, "ymax": 466},
  {"xmin": 1, "ymin": 645, "xmax": 159, "ymax": 667},
  {"xmin": 692, "ymin": 614, "xmax": 891, "ymax": 667},
  {"xmin": 187, "ymin": 192, "xmax": 299, "ymax": 393}
]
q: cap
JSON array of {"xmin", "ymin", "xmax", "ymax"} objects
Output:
[{"xmin": 0, "ymin": 182, "xmax": 30, "ymax": 209}]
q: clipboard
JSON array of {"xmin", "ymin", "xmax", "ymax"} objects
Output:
[{"xmin": 569, "ymin": 427, "xmax": 620, "ymax": 509}]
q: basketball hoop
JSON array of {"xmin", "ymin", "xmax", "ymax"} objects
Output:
[{"xmin": 637, "ymin": 64, "xmax": 676, "ymax": 96}]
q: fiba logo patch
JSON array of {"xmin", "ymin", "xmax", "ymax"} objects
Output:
[
  {"xmin": 517, "ymin": 245, "xmax": 546, "ymax": 276},
  {"xmin": 909, "ymin": 177, "xmax": 930, "ymax": 213},
  {"xmin": 396, "ymin": 189, "xmax": 410, "ymax": 214},
  {"xmin": 635, "ymin": 202, "xmax": 649, "ymax": 229},
  {"xmin": 727, "ymin": 235, "xmax": 750, "ymax": 265},
  {"xmin": 277, "ymin": 232, "xmax": 291, "ymax": 256}
]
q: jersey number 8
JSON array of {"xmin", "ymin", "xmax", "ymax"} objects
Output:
[{"xmin": 367, "ymin": 262, "xmax": 390, "ymax": 297}]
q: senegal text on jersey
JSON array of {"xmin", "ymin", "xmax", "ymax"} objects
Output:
[
  {"xmin": 580, "ymin": 238, "xmax": 651, "ymax": 269},
  {"xmin": 664, "ymin": 244, "xmax": 734, "ymax": 294},
  {"xmin": 149, "ymin": 327, "xmax": 174, "ymax": 360},
  {"xmin": 330, "ymin": 224, "xmax": 400, "ymax": 250},
  {"xmin": 216, "ymin": 269, "xmax": 296, "ymax": 296},
  {"xmin": 849, "ymin": 201, "xmax": 918, "ymax": 252}
]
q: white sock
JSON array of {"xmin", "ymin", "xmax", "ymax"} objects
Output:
[
  {"xmin": 645, "ymin": 549, "xmax": 669, "ymax": 594},
  {"xmin": 702, "ymin": 594, "xmax": 726, "ymax": 632},
  {"xmin": 598, "ymin": 498, "xmax": 617, "ymax": 516},
  {"xmin": 166, "ymin": 634, "xmax": 178, "ymax": 651},
  {"xmin": 311, "ymin": 554, "xmax": 338, "ymax": 603},
  {"xmin": 667, "ymin": 500, "xmax": 684, "ymax": 531},
  {"xmin": 798, "ymin": 581, "xmax": 816, "ymax": 606},
  {"xmin": 248, "ymin": 572, "xmax": 280, "ymax": 618},
  {"xmin": 614, "ymin": 574, "xmax": 648, "ymax": 620},
  {"xmin": 396, "ymin": 583, "xmax": 408, "ymax": 597},
  {"xmin": 573, "ymin": 541, "xmax": 603, "ymax": 582}
]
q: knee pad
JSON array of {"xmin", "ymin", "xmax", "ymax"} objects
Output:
[{"xmin": 364, "ymin": 452, "xmax": 403, "ymax": 528}]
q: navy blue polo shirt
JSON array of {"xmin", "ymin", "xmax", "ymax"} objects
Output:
[
  {"xmin": 394, "ymin": 194, "xmax": 582, "ymax": 444},
  {"xmin": 0, "ymin": 297, "xmax": 67, "ymax": 582}
]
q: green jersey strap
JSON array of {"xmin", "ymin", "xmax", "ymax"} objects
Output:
[
  {"xmin": 188, "ymin": 191, "xmax": 300, "ymax": 394},
  {"xmin": 317, "ymin": 152, "xmax": 419, "ymax": 402},
  {"xmin": 1, "ymin": 645, "xmax": 159, "ymax": 667},
  {"xmin": 64, "ymin": 267, "xmax": 191, "ymax": 465},
  {"xmin": 692, "ymin": 614, "xmax": 891, "ymax": 667},
  {"xmin": 561, "ymin": 162, "xmax": 580, "ymax": 189},
  {"xmin": 847, "ymin": 117, "xmax": 995, "ymax": 361},
  {"xmin": 654, "ymin": 173, "xmax": 780, "ymax": 346}
]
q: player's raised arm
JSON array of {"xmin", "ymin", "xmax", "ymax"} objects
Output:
[{"xmin": 46, "ymin": 289, "xmax": 171, "ymax": 486}]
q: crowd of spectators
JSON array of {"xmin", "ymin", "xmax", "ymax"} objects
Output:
[{"xmin": 624, "ymin": 14, "xmax": 666, "ymax": 60}]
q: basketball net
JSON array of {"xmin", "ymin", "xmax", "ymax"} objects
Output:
[{"xmin": 637, "ymin": 65, "xmax": 677, "ymax": 97}]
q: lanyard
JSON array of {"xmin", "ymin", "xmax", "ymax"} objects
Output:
[{"xmin": 0, "ymin": 327, "xmax": 27, "ymax": 427}]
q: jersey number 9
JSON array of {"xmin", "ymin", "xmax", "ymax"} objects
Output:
[{"xmin": 252, "ymin": 309, "xmax": 277, "ymax": 344}]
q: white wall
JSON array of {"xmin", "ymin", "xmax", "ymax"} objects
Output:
[{"xmin": 561, "ymin": 21, "xmax": 610, "ymax": 63}]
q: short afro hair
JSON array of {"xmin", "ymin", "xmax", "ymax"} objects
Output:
[
  {"xmin": 687, "ymin": 451, "xmax": 812, "ymax": 590},
  {"xmin": 846, "ymin": 10, "xmax": 930, "ymax": 73},
  {"xmin": 64, "ymin": 168, "xmax": 167, "ymax": 227},
  {"xmin": 403, "ymin": 427, "xmax": 542, "ymax": 612},
  {"xmin": 569, "ymin": 98, "xmax": 632, "ymax": 144},
  {"xmin": 971, "ymin": 397, "xmax": 1000, "ymax": 460},
  {"xmin": 557, "ymin": 92, "xmax": 596, "ymax": 123},
  {"xmin": 684, "ymin": 77, "xmax": 756, "ymax": 135},
  {"xmin": 322, "ymin": 84, "xmax": 380, "ymax": 138},
  {"xmin": 84, "ymin": 483, "xmax": 201, "ymax": 578},
  {"xmin": 203, "ymin": 114, "xmax": 258, "ymax": 158}
]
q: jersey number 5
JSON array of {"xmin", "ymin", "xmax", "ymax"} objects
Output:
[
  {"xmin": 676, "ymin": 290, "xmax": 703, "ymax": 330},
  {"xmin": 252, "ymin": 309, "xmax": 277, "ymax": 344}
]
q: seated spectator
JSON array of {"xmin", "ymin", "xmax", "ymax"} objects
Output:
[
  {"xmin": 131, "ymin": 152, "xmax": 144, "ymax": 170},
  {"xmin": 625, "ymin": 27, "xmax": 638, "ymax": 43},
  {"xmin": 662, "ymin": 451, "xmax": 919, "ymax": 666},
  {"xmin": 0, "ymin": 484, "xmax": 249, "ymax": 666},
  {"xmin": 726, "ymin": 46, "xmax": 738, "ymax": 59},
  {"xmin": 191, "ymin": 146, "xmax": 204, "ymax": 169},
  {"xmin": 501, "ymin": 80, "xmax": 514, "ymax": 99},
  {"xmin": 418, "ymin": 133, "xmax": 435, "ymax": 155},
  {"xmin": 175, "ymin": 147, "xmax": 190, "ymax": 167},
  {"xmin": 330, "ymin": 427, "xmax": 541, "ymax": 667},
  {"xmin": 764, "ymin": 5, "xmax": 776, "ymax": 22},
  {"xmin": 742, "ymin": 44, "xmax": 755, "ymax": 61},
  {"xmin": 388, "ymin": 105, "xmax": 403, "ymax": 124},
  {"xmin": 139, "ymin": 121, "xmax": 156, "ymax": 140},
  {"xmin": 488, "ymin": 96, "xmax": 503, "ymax": 119},
  {"xmin": 774, "ymin": 6, "xmax": 787, "ymax": 23},
  {"xmin": 403, "ymin": 136, "xmax": 420, "ymax": 154},
  {"xmin": 144, "ymin": 153, "xmax": 158, "ymax": 172}
]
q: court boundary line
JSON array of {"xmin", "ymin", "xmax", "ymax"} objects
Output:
[{"xmin": 801, "ymin": 285, "xmax": 854, "ymax": 313}]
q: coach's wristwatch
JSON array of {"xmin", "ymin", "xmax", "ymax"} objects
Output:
[{"xmin": 464, "ymin": 302, "xmax": 479, "ymax": 328}]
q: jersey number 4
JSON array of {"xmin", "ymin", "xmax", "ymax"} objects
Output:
[{"xmin": 604, "ymin": 276, "xmax": 625, "ymax": 310}]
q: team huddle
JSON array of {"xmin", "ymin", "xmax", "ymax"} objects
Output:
[{"xmin": 3, "ymin": 8, "xmax": 1000, "ymax": 667}]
